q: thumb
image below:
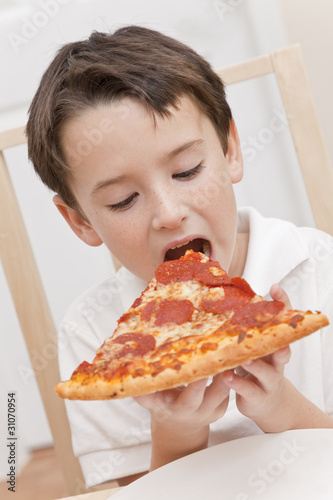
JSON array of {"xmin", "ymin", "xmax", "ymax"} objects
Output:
[{"xmin": 270, "ymin": 283, "xmax": 292, "ymax": 309}]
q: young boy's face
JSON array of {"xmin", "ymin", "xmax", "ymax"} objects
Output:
[{"xmin": 56, "ymin": 96, "xmax": 244, "ymax": 282}]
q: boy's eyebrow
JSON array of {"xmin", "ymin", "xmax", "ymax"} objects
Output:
[
  {"xmin": 163, "ymin": 139, "xmax": 204, "ymax": 162},
  {"xmin": 91, "ymin": 139, "xmax": 204, "ymax": 197},
  {"xmin": 91, "ymin": 174, "xmax": 128, "ymax": 197}
]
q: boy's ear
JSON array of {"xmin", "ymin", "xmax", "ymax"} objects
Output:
[
  {"xmin": 226, "ymin": 119, "xmax": 243, "ymax": 184},
  {"xmin": 53, "ymin": 195, "xmax": 103, "ymax": 247}
]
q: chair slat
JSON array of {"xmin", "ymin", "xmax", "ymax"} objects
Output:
[
  {"xmin": 0, "ymin": 151, "xmax": 85, "ymax": 494},
  {"xmin": 217, "ymin": 53, "xmax": 273, "ymax": 85},
  {"xmin": 0, "ymin": 125, "xmax": 26, "ymax": 150},
  {"xmin": 272, "ymin": 45, "xmax": 333, "ymax": 235}
]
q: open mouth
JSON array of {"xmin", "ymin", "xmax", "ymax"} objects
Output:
[{"xmin": 164, "ymin": 238, "xmax": 211, "ymax": 261}]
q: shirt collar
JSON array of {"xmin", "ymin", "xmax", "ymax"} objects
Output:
[{"xmin": 239, "ymin": 207, "xmax": 310, "ymax": 297}]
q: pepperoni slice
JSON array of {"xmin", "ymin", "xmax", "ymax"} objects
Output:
[
  {"xmin": 132, "ymin": 297, "xmax": 142, "ymax": 308},
  {"xmin": 155, "ymin": 260, "xmax": 196, "ymax": 284},
  {"xmin": 73, "ymin": 360, "xmax": 93, "ymax": 376},
  {"xmin": 141, "ymin": 300, "xmax": 158, "ymax": 322},
  {"xmin": 181, "ymin": 252, "xmax": 203, "ymax": 262},
  {"xmin": 200, "ymin": 285, "xmax": 253, "ymax": 315},
  {"xmin": 230, "ymin": 277, "xmax": 256, "ymax": 297},
  {"xmin": 155, "ymin": 299, "xmax": 194, "ymax": 326},
  {"xmin": 155, "ymin": 257, "xmax": 231, "ymax": 286},
  {"xmin": 194, "ymin": 262, "xmax": 231, "ymax": 286},
  {"xmin": 114, "ymin": 332, "xmax": 156, "ymax": 356},
  {"xmin": 230, "ymin": 300, "xmax": 284, "ymax": 328}
]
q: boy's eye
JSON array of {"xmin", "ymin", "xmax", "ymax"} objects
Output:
[
  {"xmin": 173, "ymin": 163, "xmax": 204, "ymax": 180},
  {"xmin": 108, "ymin": 193, "xmax": 138, "ymax": 212}
]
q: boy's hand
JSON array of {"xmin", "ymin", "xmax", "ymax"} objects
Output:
[
  {"xmin": 136, "ymin": 373, "xmax": 229, "ymax": 428},
  {"xmin": 222, "ymin": 345, "xmax": 291, "ymax": 431},
  {"xmin": 135, "ymin": 374, "xmax": 229, "ymax": 469},
  {"xmin": 222, "ymin": 284, "xmax": 293, "ymax": 432}
]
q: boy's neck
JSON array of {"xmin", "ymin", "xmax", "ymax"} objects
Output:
[{"xmin": 228, "ymin": 232, "xmax": 249, "ymax": 278}]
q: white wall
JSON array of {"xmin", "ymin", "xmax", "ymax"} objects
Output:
[{"xmin": 1, "ymin": 0, "xmax": 330, "ymax": 476}]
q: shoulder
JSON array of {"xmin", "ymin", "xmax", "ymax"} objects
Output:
[
  {"xmin": 61, "ymin": 275, "xmax": 123, "ymax": 325},
  {"xmin": 62, "ymin": 266, "xmax": 142, "ymax": 324},
  {"xmin": 241, "ymin": 206, "xmax": 333, "ymax": 263},
  {"xmin": 59, "ymin": 267, "xmax": 143, "ymax": 350},
  {"xmin": 240, "ymin": 207, "xmax": 333, "ymax": 298},
  {"xmin": 288, "ymin": 225, "xmax": 333, "ymax": 291},
  {"xmin": 296, "ymin": 225, "xmax": 333, "ymax": 260}
]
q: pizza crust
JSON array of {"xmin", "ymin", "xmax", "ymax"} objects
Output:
[{"xmin": 55, "ymin": 310, "xmax": 328, "ymax": 400}]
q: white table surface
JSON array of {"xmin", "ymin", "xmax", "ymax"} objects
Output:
[
  {"xmin": 110, "ymin": 429, "xmax": 333, "ymax": 500},
  {"xmin": 57, "ymin": 429, "xmax": 333, "ymax": 500}
]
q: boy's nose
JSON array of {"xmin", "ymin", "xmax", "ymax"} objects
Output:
[{"xmin": 151, "ymin": 191, "xmax": 188, "ymax": 231}]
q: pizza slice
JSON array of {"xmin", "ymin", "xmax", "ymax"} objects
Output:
[{"xmin": 55, "ymin": 250, "xmax": 329, "ymax": 400}]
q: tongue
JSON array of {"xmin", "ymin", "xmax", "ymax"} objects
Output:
[{"xmin": 165, "ymin": 238, "xmax": 204, "ymax": 261}]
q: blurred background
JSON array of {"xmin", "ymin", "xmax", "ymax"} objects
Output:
[{"xmin": 0, "ymin": 0, "xmax": 332, "ymax": 491}]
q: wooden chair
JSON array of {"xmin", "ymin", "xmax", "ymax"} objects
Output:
[
  {"xmin": 1, "ymin": 44, "xmax": 332, "ymax": 496},
  {"xmin": 0, "ymin": 127, "xmax": 86, "ymax": 495},
  {"xmin": 217, "ymin": 44, "xmax": 333, "ymax": 235}
]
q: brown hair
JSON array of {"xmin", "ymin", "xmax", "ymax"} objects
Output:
[{"xmin": 26, "ymin": 25, "xmax": 232, "ymax": 212}]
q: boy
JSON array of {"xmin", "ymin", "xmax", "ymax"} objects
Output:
[{"xmin": 26, "ymin": 26, "xmax": 333, "ymax": 487}]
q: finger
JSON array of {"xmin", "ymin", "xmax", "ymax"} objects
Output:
[
  {"xmin": 253, "ymin": 345, "xmax": 292, "ymax": 368},
  {"xmin": 235, "ymin": 365, "xmax": 250, "ymax": 378},
  {"xmin": 134, "ymin": 389, "xmax": 174, "ymax": 410},
  {"xmin": 270, "ymin": 284, "xmax": 292, "ymax": 309},
  {"xmin": 269, "ymin": 345, "xmax": 291, "ymax": 369},
  {"xmin": 222, "ymin": 370, "xmax": 263, "ymax": 399},
  {"xmin": 134, "ymin": 393, "xmax": 157, "ymax": 410},
  {"xmin": 200, "ymin": 373, "xmax": 229, "ymax": 411},
  {"xmin": 239, "ymin": 358, "xmax": 283, "ymax": 392},
  {"xmin": 177, "ymin": 378, "xmax": 209, "ymax": 410},
  {"xmin": 214, "ymin": 396, "xmax": 230, "ymax": 417}
]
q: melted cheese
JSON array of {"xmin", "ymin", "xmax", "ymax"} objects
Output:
[{"xmin": 102, "ymin": 279, "xmax": 232, "ymax": 354}]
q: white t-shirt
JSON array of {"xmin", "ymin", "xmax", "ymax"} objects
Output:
[{"xmin": 58, "ymin": 207, "xmax": 333, "ymax": 487}]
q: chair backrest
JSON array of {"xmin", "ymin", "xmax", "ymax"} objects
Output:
[
  {"xmin": 217, "ymin": 44, "xmax": 333, "ymax": 235},
  {"xmin": 1, "ymin": 44, "xmax": 332, "ymax": 495},
  {"xmin": 0, "ymin": 127, "xmax": 86, "ymax": 495}
]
